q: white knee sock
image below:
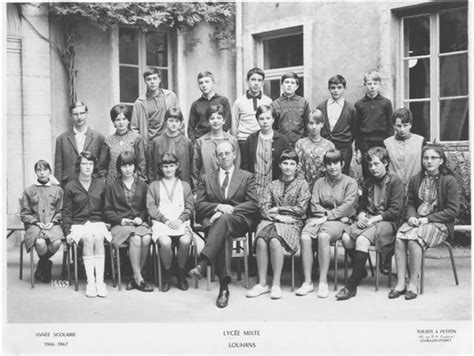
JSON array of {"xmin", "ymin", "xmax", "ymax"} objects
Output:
[
  {"xmin": 94, "ymin": 255, "xmax": 105, "ymax": 284},
  {"xmin": 83, "ymin": 256, "xmax": 95, "ymax": 285}
]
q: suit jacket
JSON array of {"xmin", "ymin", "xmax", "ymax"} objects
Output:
[
  {"xmin": 317, "ymin": 99, "xmax": 357, "ymax": 147},
  {"xmin": 196, "ymin": 167, "xmax": 259, "ymax": 230},
  {"xmin": 54, "ymin": 128, "xmax": 106, "ymax": 187}
]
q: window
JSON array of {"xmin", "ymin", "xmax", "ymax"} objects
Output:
[
  {"xmin": 119, "ymin": 27, "xmax": 170, "ymax": 104},
  {"xmin": 400, "ymin": 5, "xmax": 468, "ymax": 142},
  {"xmin": 256, "ymin": 27, "xmax": 304, "ymax": 99}
]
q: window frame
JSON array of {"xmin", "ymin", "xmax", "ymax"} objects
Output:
[
  {"xmin": 118, "ymin": 27, "xmax": 173, "ymax": 105},
  {"xmin": 398, "ymin": 4, "xmax": 468, "ymax": 143}
]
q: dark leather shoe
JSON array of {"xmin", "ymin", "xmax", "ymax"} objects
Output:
[
  {"xmin": 189, "ymin": 265, "xmax": 202, "ymax": 280},
  {"xmin": 161, "ymin": 281, "xmax": 171, "ymax": 292},
  {"xmin": 216, "ymin": 288, "xmax": 230, "ymax": 308},
  {"xmin": 177, "ymin": 277, "xmax": 189, "ymax": 291},
  {"xmin": 388, "ymin": 288, "xmax": 406, "ymax": 299},
  {"xmin": 132, "ymin": 279, "xmax": 155, "ymax": 292},
  {"xmin": 405, "ymin": 290, "xmax": 418, "ymax": 300},
  {"xmin": 335, "ymin": 287, "xmax": 357, "ymax": 301}
]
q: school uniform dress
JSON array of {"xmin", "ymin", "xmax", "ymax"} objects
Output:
[
  {"xmin": 101, "ymin": 130, "xmax": 147, "ymax": 184},
  {"xmin": 62, "ymin": 177, "xmax": 111, "ymax": 244},
  {"xmin": 302, "ymin": 174, "xmax": 358, "ymax": 241},
  {"xmin": 256, "ymin": 178, "xmax": 310, "ymax": 254},
  {"xmin": 149, "ymin": 132, "xmax": 193, "ymax": 186},
  {"xmin": 397, "ymin": 172, "xmax": 459, "ymax": 249},
  {"xmin": 294, "ymin": 136, "xmax": 335, "ymax": 190},
  {"xmin": 147, "ymin": 179, "xmax": 194, "ymax": 242},
  {"xmin": 193, "ymin": 131, "xmax": 241, "ymax": 189},
  {"xmin": 104, "ymin": 177, "xmax": 151, "ymax": 246},
  {"xmin": 20, "ymin": 182, "xmax": 64, "ymax": 251},
  {"xmin": 345, "ymin": 173, "xmax": 404, "ymax": 255},
  {"xmin": 271, "ymin": 94, "xmax": 310, "ymax": 147},
  {"xmin": 384, "ymin": 133, "xmax": 426, "ymax": 194}
]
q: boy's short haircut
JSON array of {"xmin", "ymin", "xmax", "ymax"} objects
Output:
[
  {"xmin": 392, "ymin": 107, "xmax": 413, "ymax": 125},
  {"xmin": 323, "ymin": 149, "xmax": 344, "ymax": 165},
  {"xmin": 255, "ymin": 104, "xmax": 274, "ymax": 120},
  {"xmin": 143, "ymin": 67, "xmax": 161, "ymax": 79},
  {"xmin": 366, "ymin": 146, "xmax": 390, "ymax": 165},
  {"xmin": 328, "ymin": 74, "xmax": 347, "ymax": 88},
  {"xmin": 279, "ymin": 149, "xmax": 299, "ymax": 165},
  {"xmin": 110, "ymin": 104, "xmax": 132, "ymax": 123},
  {"xmin": 207, "ymin": 104, "xmax": 224, "ymax": 119},
  {"xmin": 280, "ymin": 71, "xmax": 299, "ymax": 85},
  {"xmin": 246, "ymin": 67, "xmax": 265, "ymax": 80},
  {"xmin": 34, "ymin": 159, "xmax": 52, "ymax": 172},
  {"xmin": 364, "ymin": 70, "xmax": 382, "ymax": 83},
  {"xmin": 75, "ymin": 151, "xmax": 97, "ymax": 173},
  {"xmin": 70, "ymin": 101, "xmax": 88, "ymax": 113},
  {"xmin": 116, "ymin": 151, "xmax": 137, "ymax": 176},
  {"xmin": 309, "ymin": 109, "xmax": 324, "ymax": 125},
  {"xmin": 197, "ymin": 71, "xmax": 215, "ymax": 82},
  {"xmin": 164, "ymin": 107, "xmax": 184, "ymax": 122}
]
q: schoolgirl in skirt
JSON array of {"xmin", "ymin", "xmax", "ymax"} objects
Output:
[
  {"xmin": 63, "ymin": 151, "xmax": 112, "ymax": 298},
  {"xmin": 104, "ymin": 151, "xmax": 153, "ymax": 292},
  {"xmin": 390, "ymin": 144, "xmax": 459, "ymax": 300},
  {"xmin": 20, "ymin": 159, "xmax": 64, "ymax": 283},
  {"xmin": 147, "ymin": 152, "xmax": 194, "ymax": 292}
]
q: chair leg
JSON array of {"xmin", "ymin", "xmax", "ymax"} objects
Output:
[
  {"xmin": 67, "ymin": 245, "xmax": 71, "ymax": 284},
  {"xmin": 19, "ymin": 240, "xmax": 24, "ymax": 280},
  {"xmin": 236, "ymin": 241, "xmax": 242, "ymax": 282},
  {"xmin": 343, "ymin": 249, "xmax": 348, "ymax": 285},
  {"xmin": 156, "ymin": 242, "xmax": 163, "ymax": 292},
  {"xmin": 193, "ymin": 240, "xmax": 198, "ymax": 289},
  {"xmin": 420, "ymin": 248, "xmax": 425, "ymax": 295},
  {"xmin": 368, "ymin": 252, "xmax": 375, "ymax": 277},
  {"xmin": 110, "ymin": 244, "xmax": 116, "ymax": 288},
  {"xmin": 333, "ymin": 242, "xmax": 338, "ymax": 291},
  {"xmin": 73, "ymin": 244, "xmax": 78, "ymax": 292},
  {"xmin": 243, "ymin": 239, "xmax": 249, "ymax": 289},
  {"xmin": 387, "ymin": 254, "xmax": 392, "ymax": 288},
  {"xmin": 207, "ymin": 265, "xmax": 211, "ymax": 291},
  {"xmin": 374, "ymin": 251, "xmax": 379, "ymax": 292},
  {"xmin": 443, "ymin": 241, "xmax": 459, "ymax": 286},
  {"xmin": 291, "ymin": 254, "xmax": 295, "ymax": 292},
  {"xmin": 116, "ymin": 246, "xmax": 122, "ymax": 291},
  {"xmin": 30, "ymin": 249, "xmax": 35, "ymax": 288}
]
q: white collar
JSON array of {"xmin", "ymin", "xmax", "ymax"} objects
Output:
[
  {"xmin": 73, "ymin": 126, "xmax": 88, "ymax": 135},
  {"xmin": 219, "ymin": 165, "xmax": 235, "ymax": 176},
  {"xmin": 328, "ymin": 97, "xmax": 345, "ymax": 106},
  {"xmin": 34, "ymin": 180, "xmax": 52, "ymax": 187}
]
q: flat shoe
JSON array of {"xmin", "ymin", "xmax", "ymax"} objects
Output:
[
  {"xmin": 270, "ymin": 285, "xmax": 282, "ymax": 299},
  {"xmin": 216, "ymin": 288, "xmax": 230, "ymax": 308},
  {"xmin": 189, "ymin": 266, "xmax": 202, "ymax": 280},
  {"xmin": 246, "ymin": 284, "xmax": 269, "ymax": 298},
  {"xmin": 388, "ymin": 288, "xmax": 406, "ymax": 299},
  {"xmin": 405, "ymin": 290, "xmax": 418, "ymax": 300},
  {"xmin": 335, "ymin": 287, "xmax": 357, "ymax": 301}
]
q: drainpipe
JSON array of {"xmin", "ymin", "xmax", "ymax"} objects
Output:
[{"xmin": 235, "ymin": 1, "xmax": 243, "ymax": 97}]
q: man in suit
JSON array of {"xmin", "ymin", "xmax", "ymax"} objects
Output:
[
  {"xmin": 54, "ymin": 101, "xmax": 106, "ymax": 187},
  {"xmin": 191, "ymin": 141, "xmax": 258, "ymax": 308}
]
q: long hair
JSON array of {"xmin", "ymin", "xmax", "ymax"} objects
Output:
[
  {"xmin": 156, "ymin": 152, "xmax": 182, "ymax": 179},
  {"xmin": 421, "ymin": 144, "xmax": 454, "ymax": 176}
]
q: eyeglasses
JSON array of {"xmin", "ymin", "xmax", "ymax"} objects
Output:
[{"xmin": 422, "ymin": 156, "xmax": 442, "ymax": 161}]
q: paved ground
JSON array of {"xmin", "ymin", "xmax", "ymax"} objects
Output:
[{"xmin": 5, "ymin": 242, "xmax": 471, "ymax": 323}]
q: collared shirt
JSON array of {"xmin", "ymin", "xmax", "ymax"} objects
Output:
[
  {"xmin": 219, "ymin": 165, "xmax": 235, "ymax": 199},
  {"xmin": 231, "ymin": 91, "xmax": 272, "ymax": 140},
  {"xmin": 34, "ymin": 180, "xmax": 52, "ymax": 187},
  {"xmin": 145, "ymin": 90, "xmax": 167, "ymax": 143},
  {"xmin": 73, "ymin": 126, "xmax": 88, "ymax": 153},
  {"xmin": 271, "ymin": 94, "xmax": 310, "ymax": 146},
  {"xmin": 327, "ymin": 98, "xmax": 345, "ymax": 131}
]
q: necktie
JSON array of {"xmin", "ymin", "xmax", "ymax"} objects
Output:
[{"xmin": 222, "ymin": 171, "xmax": 230, "ymax": 192}]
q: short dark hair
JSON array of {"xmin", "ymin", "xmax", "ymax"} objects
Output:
[
  {"xmin": 392, "ymin": 107, "xmax": 413, "ymax": 125},
  {"xmin": 34, "ymin": 159, "xmax": 52, "ymax": 172},
  {"xmin": 280, "ymin": 72, "xmax": 299, "ymax": 85},
  {"xmin": 366, "ymin": 146, "xmax": 390, "ymax": 165},
  {"xmin": 279, "ymin": 149, "xmax": 299, "ymax": 165},
  {"xmin": 110, "ymin": 104, "xmax": 132, "ymax": 123},
  {"xmin": 75, "ymin": 151, "xmax": 97, "ymax": 173},
  {"xmin": 323, "ymin": 149, "xmax": 344, "ymax": 165},
  {"xmin": 116, "ymin": 151, "xmax": 136, "ymax": 178},
  {"xmin": 156, "ymin": 152, "xmax": 181, "ymax": 179},
  {"xmin": 207, "ymin": 104, "xmax": 224, "ymax": 119},
  {"xmin": 70, "ymin": 101, "xmax": 88, "ymax": 113},
  {"xmin": 197, "ymin": 71, "xmax": 215, "ymax": 81},
  {"xmin": 165, "ymin": 107, "xmax": 184, "ymax": 122},
  {"xmin": 246, "ymin": 67, "xmax": 265, "ymax": 80},
  {"xmin": 309, "ymin": 109, "xmax": 324, "ymax": 125},
  {"xmin": 255, "ymin": 104, "xmax": 274, "ymax": 120},
  {"xmin": 143, "ymin": 67, "xmax": 161, "ymax": 80},
  {"xmin": 328, "ymin": 74, "xmax": 347, "ymax": 88}
]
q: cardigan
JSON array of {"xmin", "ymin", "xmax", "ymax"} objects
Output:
[
  {"xmin": 104, "ymin": 178, "xmax": 149, "ymax": 226},
  {"xmin": 406, "ymin": 172, "xmax": 460, "ymax": 239},
  {"xmin": 241, "ymin": 130, "xmax": 289, "ymax": 180},
  {"xmin": 231, "ymin": 91, "xmax": 272, "ymax": 140},
  {"xmin": 62, "ymin": 177, "xmax": 106, "ymax": 236},
  {"xmin": 147, "ymin": 179, "xmax": 194, "ymax": 223},
  {"xmin": 317, "ymin": 99, "xmax": 357, "ymax": 148}
]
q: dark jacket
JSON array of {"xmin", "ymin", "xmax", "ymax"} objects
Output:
[
  {"xmin": 406, "ymin": 172, "xmax": 460, "ymax": 239},
  {"xmin": 104, "ymin": 178, "xmax": 149, "ymax": 226},
  {"xmin": 241, "ymin": 130, "xmax": 290, "ymax": 180},
  {"xmin": 317, "ymin": 99, "xmax": 357, "ymax": 148}
]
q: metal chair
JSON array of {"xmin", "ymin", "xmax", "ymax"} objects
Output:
[{"xmin": 420, "ymin": 240, "xmax": 458, "ymax": 294}]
